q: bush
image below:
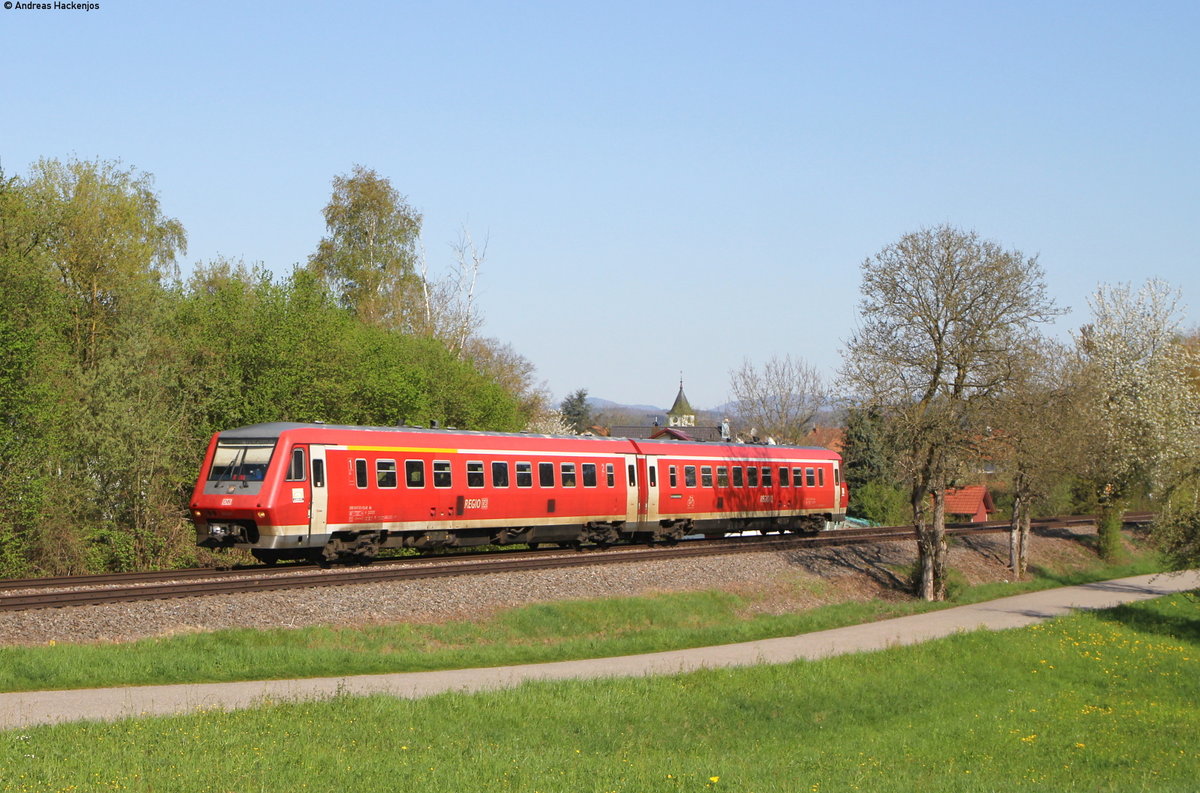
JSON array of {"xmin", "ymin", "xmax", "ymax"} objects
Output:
[{"xmin": 849, "ymin": 480, "xmax": 910, "ymax": 526}]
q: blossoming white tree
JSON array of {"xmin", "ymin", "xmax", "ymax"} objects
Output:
[{"xmin": 1076, "ymin": 279, "xmax": 1200, "ymax": 557}]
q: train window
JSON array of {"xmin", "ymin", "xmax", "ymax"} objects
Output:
[
  {"xmin": 539, "ymin": 462, "xmax": 555, "ymax": 487},
  {"xmin": 560, "ymin": 463, "xmax": 577, "ymax": 487},
  {"xmin": 761, "ymin": 467, "xmax": 772, "ymax": 487},
  {"xmin": 207, "ymin": 438, "xmax": 275, "ymax": 483},
  {"xmin": 806, "ymin": 467, "xmax": 816, "ymax": 487},
  {"xmin": 747, "ymin": 467, "xmax": 759, "ymax": 487},
  {"xmin": 628, "ymin": 464, "xmax": 636, "ymax": 487},
  {"xmin": 285, "ymin": 448, "xmax": 305, "ymax": 481},
  {"xmin": 701, "ymin": 466, "xmax": 713, "ymax": 488},
  {"xmin": 355, "ymin": 459, "xmax": 368, "ymax": 489},
  {"xmin": 467, "ymin": 461, "xmax": 485, "ymax": 488},
  {"xmin": 606, "ymin": 463, "xmax": 615, "ymax": 487},
  {"xmin": 669, "ymin": 466, "xmax": 678, "ymax": 488},
  {"xmin": 648, "ymin": 466, "xmax": 657, "ymax": 487},
  {"xmin": 405, "ymin": 460, "xmax": 425, "ymax": 488},
  {"xmin": 433, "ymin": 460, "xmax": 452, "ymax": 488},
  {"xmin": 516, "ymin": 462, "xmax": 533, "ymax": 488},
  {"xmin": 793, "ymin": 467, "xmax": 804, "ymax": 487},
  {"xmin": 834, "ymin": 466, "xmax": 841, "ymax": 486},
  {"xmin": 312, "ymin": 459, "xmax": 325, "ymax": 488},
  {"xmin": 717, "ymin": 466, "xmax": 728, "ymax": 487},
  {"xmin": 732, "ymin": 466, "xmax": 744, "ymax": 487},
  {"xmin": 492, "ymin": 461, "xmax": 510, "ymax": 488},
  {"xmin": 582, "ymin": 463, "xmax": 597, "ymax": 487},
  {"xmin": 818, "ymin": 468, "xmax": 825, "ymax": 487},
  {"xmin": 377, "ymin": 460, "xmax": 398, "ymax": 489},
  {"xmin": 684, "ymin": 465, "xmax": 697, "ymax": 488},
  {"xmin": 779, "ymin": 467, "xmax": 790, "ymax": 487}
]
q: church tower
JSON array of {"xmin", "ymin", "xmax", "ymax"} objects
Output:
[{"xmin": 667, "ymin": 377, "xmax": 696, "ymax": 428}]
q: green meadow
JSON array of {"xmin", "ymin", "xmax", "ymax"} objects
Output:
[
  {"xmin": 1, "ymin": 592, "xmax": 1197, "ymax": 792},
  {"xmin": 0, "ymin": 556, "xmax": 1164, "ymax": 693}
]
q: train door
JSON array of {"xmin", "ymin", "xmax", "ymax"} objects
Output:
[
  {"xmin": 310, "ymin": 445, "xmax": 329, "ymax": 535},
  {"xmin": 622, "ymin": 454, "xmax": 640, "ymax": 525},
  {"xmin": 636, "ymin": 455, "xmax": 661, "ymax": 527}
]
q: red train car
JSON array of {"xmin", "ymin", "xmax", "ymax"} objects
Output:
[{"xmin": 190, "ymin": 422, "xmax": 848, "ymax": 564}]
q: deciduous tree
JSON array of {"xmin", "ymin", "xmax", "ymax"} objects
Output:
[
  {"xmin": 1075, "ymin": 280, "xmax": 1200, "ymax": 559},
  {"xmin": 728, "ymin": 355, "xmax": 826, "ymax": 443},
  {"xmin": 23, "ymin": 157, "xmax": 185, "ymax": 368},
  {"xmin": 842, "ymin": 225, "xmax": 1060, "ymax": 600},
  {"xmin": 308, "ymin": 165, "xmax": 422, "ymax": 329}
]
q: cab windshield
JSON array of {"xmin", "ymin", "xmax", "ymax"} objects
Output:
[{"xmin": 208, "ymin": 438, "xmax": 276, "ymax": 484}]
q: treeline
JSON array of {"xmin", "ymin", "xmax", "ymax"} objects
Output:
[{"xmin": 0, "ymin": 158, "xmax": 536, "ymax": 575}]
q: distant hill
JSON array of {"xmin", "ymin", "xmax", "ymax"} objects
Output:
[{"xmin": 586, "ymin": 397, "xmax": 666, "ymax": 415}]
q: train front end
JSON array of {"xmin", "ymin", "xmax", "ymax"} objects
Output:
[{"xmin": 189, "ymin": 424, "xmax": 312, "ymax": 559}]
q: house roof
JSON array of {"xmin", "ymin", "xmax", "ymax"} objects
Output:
[
  {"xmin": 804, "ymin": 425, "xmax": 845, "ymax": 453},
  {"xmin": 943, "ymin": 485, "xmax": 996, "ymax": 516}
]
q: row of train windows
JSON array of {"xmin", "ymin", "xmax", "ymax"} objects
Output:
[
  {"xmin": 667, "ymin": 464, "xmax": 830, "ymax": 489},
  {"xmin": 353, "ymin": 459, "xmax": 619, "ymax": 490}
]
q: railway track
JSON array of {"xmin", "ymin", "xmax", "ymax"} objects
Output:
[{"xmin": 0, "ymin": 514, "xmax": 1139, "ymax": 613}]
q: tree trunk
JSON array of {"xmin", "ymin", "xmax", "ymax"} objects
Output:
[
  {"xmin": 1019, "ymin": 508, "xmax": 1032, "ymax": 577},
  {"xmin": 931, "ymin": 488, "xmax": 948, "ymax": 601},
  {"xmin": 912, "ymin": 489, "xmax": 935, "ymax": 601},
  {"xmin": 1009, "ymin": 493, "xmax": 1023, "ymax": 575}
]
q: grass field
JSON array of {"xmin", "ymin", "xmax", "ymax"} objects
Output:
[
  {"xmin": 1, "ymin": 592, "xmax": 1197, "ymax": 792},
  {"xmin": 0, "ymin": 557, "xmax": 1166, "ymax": 693}
]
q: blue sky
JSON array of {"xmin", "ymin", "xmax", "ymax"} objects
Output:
[{"xmin": 3, "ymin": 1, "xmax": 1197, "ymax": 410}]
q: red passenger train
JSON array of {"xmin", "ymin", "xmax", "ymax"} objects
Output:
[{"xmin": 190, "ymin": 422, "xmax": 849, "ymax": 564}]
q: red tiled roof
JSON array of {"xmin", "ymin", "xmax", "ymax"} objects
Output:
[
  {"xmin": 943, "ymin": 485, "xmax": 995, "ymax": 517},
  {"xmin": 804, "ymin": 425, "xmax": 845, "ymax": 453}
]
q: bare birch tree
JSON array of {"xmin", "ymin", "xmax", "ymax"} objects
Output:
[
  {"xmin": 728, "ymin": 355, "xmax": 826, "ymax": 443},
  {"xmin": 414, "ymin": 227, "xmax": 486, "ymax": 355},
  {"xmin": 842, "ymin": 225, "xmax": 1061, "ymax": 601}
]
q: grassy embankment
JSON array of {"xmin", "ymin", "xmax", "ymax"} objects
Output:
[
  {"xmin": 1, "ymin": 592, "xmax": 1197, "ymax": 792},
  {"xmin": 0, "ymin": 546, "xmax": 1168, "ymax": 693}
]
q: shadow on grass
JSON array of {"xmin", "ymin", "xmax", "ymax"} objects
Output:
[{"xmin": 1090, "ymin": 590, "xmax": 1200, "ymax": 644}]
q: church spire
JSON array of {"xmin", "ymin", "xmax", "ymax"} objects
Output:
[{"xmin": 668, "ymin": 375, "xmax": 695, "ymax": 427}]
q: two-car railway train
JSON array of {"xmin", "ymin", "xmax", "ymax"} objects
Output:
[{"xmin": 190, "ymin": 422, "xmax": 849, "ymax": 564}]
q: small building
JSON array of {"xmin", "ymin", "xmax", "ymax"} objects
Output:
[{"xmin": 943, "ymin": 485, "xmax": 996, "ymax": 523}]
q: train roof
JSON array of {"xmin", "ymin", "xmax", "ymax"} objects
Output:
[
  {"xmin": 216, "ymin": 422, "xmax": 621, "ymax": 443},
  {"xmin": 215, "ymin": 422, "xmax": 841, "ymax": 458}
]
